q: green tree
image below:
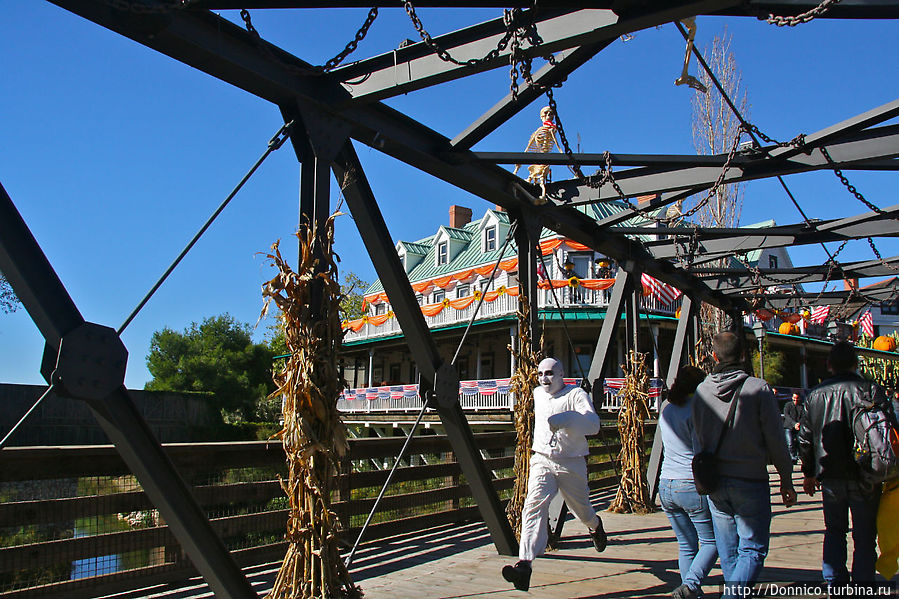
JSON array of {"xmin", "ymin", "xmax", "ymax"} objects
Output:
[
  {"xmin": 144, "ymin": 314, "xmax": 275, "ymax": 421},
  {"xmin": 340, "ymin": 271, "xmax": 369, "ymax": 320},
  {"xmin": 1, "ymin": 272, "xmax": 20, "ymax": 314},
  {"xmin": 750, "ymin": 342, "xmax": 788, "ymax": 386}
]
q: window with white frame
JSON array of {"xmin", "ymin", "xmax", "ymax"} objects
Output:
[
  {"xmin": 374, "ymin": 303, "xmax": 386, "ymax": 315},
  {"xmin": 457, "ymin": 284, "xmax": 470, "ymax": 298},
  {"xmin": 432, "ymin": 289, "xmax": 446, "ymax": 304},
  {"xmin": 415, "ymin": 293, "xmax": 423, "ymax": 305},
  {"xmin": 437, "ymin": 241, "xmax": 448, "ymax": 265},
  {"xmin": 484, "ymin": 226, "xmax": 497, "ymax": 252}
]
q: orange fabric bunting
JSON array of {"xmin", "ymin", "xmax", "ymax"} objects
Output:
[
  {"xmin": 474, "ymin": 264, "xmax": 497, "ymax": 277},
  {"xmin": 344, "ymin": 318, "xmax": 365, "ymax": 332},
  {"xmin": 420, "ymin": 302, "xmax": 445, "ymax": 317},
  {"xmin": 411, "ymin": 280, "xmax": 433, "ymax": 293},
  {"xmin": 579, "ymin": 278, "xmax": 614, "ymax": 290},
  {"xmin": 449, "ymin": 296, "xmax": 477, "ymax": 310},
  {"xmin": 453, "ymin": 269, "xmax": 475, "ymax": 282},
  {"xmin": 499, "ymin": 257, "xmax": 519, "ymax": 272},
  {"xmin": 432, "ymin": 275, "xmax": 454, "ymax": 289},
  {"xmin": 505, "ymin": 286, "xmax": 520, "ymax": 296},
  {"xmin": 367, "ymin": 313, "xmax": 392, "ymax": 327},
  {"xmin": 484, "ymin": 289, "xmax": 501, "ymax": 302},
  {"xmin": 539, "ymin": 239, "xmax": 563, "ymax": 254}
]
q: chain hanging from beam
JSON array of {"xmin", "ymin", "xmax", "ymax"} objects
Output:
[{"xmin": 767, "ymin": 0, "xmax": 843, "ymax": 26}]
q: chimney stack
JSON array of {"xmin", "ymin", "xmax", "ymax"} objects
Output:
[{"xmin": 449, "ymin": 205, "xmax": 472, "ymax": 228}]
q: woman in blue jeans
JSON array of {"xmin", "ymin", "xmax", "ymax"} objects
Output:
[{"xmin": 659, "ymin": 366, "xmax": 717, "ymax": 599}]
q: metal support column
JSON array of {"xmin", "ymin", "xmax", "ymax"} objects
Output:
[
  {"xmin": 0, "ymin": 183, "xmax": 255, "ymax": 599},
  {"xmin": 586, "ymin": 267, "xmax": 634, "ymax": 394},
  {"xmin": 332, "ymin": 140, "xmax": 516, "ymax": 555}
]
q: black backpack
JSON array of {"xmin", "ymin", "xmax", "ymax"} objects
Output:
[{"xmin": 850, "ymin": 383, "xmax": 899, "ymax": 484}]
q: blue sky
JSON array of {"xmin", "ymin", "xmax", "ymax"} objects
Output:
[{"xmin": 1, "ymin": 4, "xmax": 897, "ymax": 389}]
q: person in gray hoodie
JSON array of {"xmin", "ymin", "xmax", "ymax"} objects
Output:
[{"xmin": 692, "ymin": 332, "xmax": 797, "ymax": 599}]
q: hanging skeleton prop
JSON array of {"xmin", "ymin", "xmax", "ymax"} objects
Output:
[
  {"xmin": 261, "ymin": 214, "xmax": 362, "ymax": 599},
  {"xmin": 505, "ymin": 297, "xmax": 543, "ymax": 541},
  {"xmin": 608, "ymin": 349, "xmax": 654, "ymax": 514},
  {"xmin": 513, "ymin": 106, "xmax": 562, "ymax": 203},
  {"xmin": 675, "ymin": 17, "xmax": 708, "ymax": 94}
]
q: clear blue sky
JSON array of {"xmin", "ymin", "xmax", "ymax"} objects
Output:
[{"xmin": 1, "ymin": 4, "xmax": 897, "ymax": 389}]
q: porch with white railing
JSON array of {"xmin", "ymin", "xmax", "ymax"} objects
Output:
[
  {"xmin": 344, "ymin": 286, "xmax": 677, "ymax": 343},
  {"xmin": 337, "ymin": 377, "xmax": 665, "ymax": 414}
]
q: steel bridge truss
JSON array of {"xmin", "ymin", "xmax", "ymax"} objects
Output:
[{"xmin": 2, "ymin": 1, "xmax": 899, "ymax": 596}]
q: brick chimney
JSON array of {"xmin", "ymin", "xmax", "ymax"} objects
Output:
[
  {"xmin": 449, "ymin": 205, "xmax": 472, "ymax": 228},
  {"xmin": 844, "ymin": 278, "xmax": 859, "ymax": 291}
]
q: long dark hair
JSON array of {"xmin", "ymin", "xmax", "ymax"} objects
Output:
[{"xmin": 667, "ymin": 365, "xmax": 706, "ymax": 407}]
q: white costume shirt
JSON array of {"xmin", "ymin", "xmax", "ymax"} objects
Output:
[{"xmin": 531, "ymin": 383, "xmax": 600, "ymax": 459}]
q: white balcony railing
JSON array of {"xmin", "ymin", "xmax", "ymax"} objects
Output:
[{"xmin": 337, "ymin": 378, "xmax": 664, "ymax": 414}]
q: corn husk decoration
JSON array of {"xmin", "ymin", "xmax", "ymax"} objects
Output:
[
  {"xmin": 261, "ymin": 213, "xmax": 362, "ymax": 599},
  {"xmin": 608, "ymin": 350, "xmax": 654, "ymax": 514},
  {"xmin": 505, "ymin": 297, "xmax": 543, "ymax": 541}
]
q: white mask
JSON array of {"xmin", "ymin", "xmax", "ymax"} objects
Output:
[{"xmin": 537, "ymin": 358, "xmax": 565, "ymax": 394}]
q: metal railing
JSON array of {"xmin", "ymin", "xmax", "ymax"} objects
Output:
[
  {"xmin": 0, "ymin": 428, "xmax": 647, "ymax": 598},
  {"xmin": 337, "ymin": 378, "xmax": 664, "ymax": 414}
]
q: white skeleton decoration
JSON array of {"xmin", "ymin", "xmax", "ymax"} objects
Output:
[
  {"xmin": 675, "ymin": 17, "xmax": 708, "ymax": 94},
  {"xmin": 513, "ymin": 106, "xmax": 561, "ymax": 203}
]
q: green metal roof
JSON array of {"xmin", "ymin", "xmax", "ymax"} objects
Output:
[
  {"xmin": 440, "ymin": 225, "xmax": 474, "ymax": 242},
  {"xmin": 398, "ymin": 240, "xmax": 429, "ymax": 255}
]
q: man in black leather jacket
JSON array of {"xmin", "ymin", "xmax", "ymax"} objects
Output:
[{"xmin": 798, "ymin": 341, "xmax": 884, "ymax": 586}]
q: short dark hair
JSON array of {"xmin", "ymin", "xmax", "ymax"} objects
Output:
[
  {"xmin": 828, "ymin": 341, "xmax": 858, "ymax": 373},
  {"xmin": 712, "ymin": 331, "xmax": 742, "ymax": 364},
  {"xmin": 667, "ymin": 365, "xmax": 706, "ymax": 406}
]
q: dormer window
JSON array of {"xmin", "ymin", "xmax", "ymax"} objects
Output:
[
  {"xmin": 437, "ymin": 241, "xmax": 448, "ymax": 266},
  {"xmin": 484, "ymin": 226, "xmax": 497, "ymax": 252}
]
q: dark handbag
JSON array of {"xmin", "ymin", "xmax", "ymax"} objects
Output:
[{"xmin": 692, "ymin": 378, "xmax": 746, "ymax": 495}]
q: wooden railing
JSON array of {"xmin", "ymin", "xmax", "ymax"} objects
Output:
[{"xmin": 0, "ymin": 426, "xmax": 650, "ymax": 599}]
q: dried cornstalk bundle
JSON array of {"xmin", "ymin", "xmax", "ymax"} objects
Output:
[
  {"xmin": 505, "ymin": 297, "xmax": 542, "ymax": 541},
  {"xmin": 260, "ymin": 214, "xmax": 362, "ymax": 599},
  {"xmin": 608, "ymin": 350, "xmax": 653, "ymax": 514}
]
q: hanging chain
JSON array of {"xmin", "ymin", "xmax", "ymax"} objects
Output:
[
  {"xmin": 819, "ymin": 146, "xmax": 885, "ymax": 215},
  {"xmin": 240, "ymin": 7, "xmax": 379, "ymax": 75},
  {"xmin": 767, "ymin": 0, "xmax": 842, "ymax": 26},
  {"xmin": 866, "ymin": 237, "xmax": 899, "ymax": 273},
  {"xmin": 403, "ymin": 1, "xmax": 518, "ymax": 69}
]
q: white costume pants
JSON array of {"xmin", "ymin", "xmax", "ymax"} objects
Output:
[{"xmin": 519, "ymin": 452, "xmax": 600, "ymax": 562}]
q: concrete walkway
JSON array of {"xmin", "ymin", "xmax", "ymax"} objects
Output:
[{"xmin": 108, "ymin": 470, "xmax": 898, "ymax": 598}]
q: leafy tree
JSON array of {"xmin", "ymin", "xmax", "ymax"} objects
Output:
[
  {"xmin": 340, "ymin": 271, "xmax": 369, "ymax": 320},
  {"xmin": 145, "ymin": 314, "xmax": 275, "ymax": 421},
  {"xmin": 750, "ymin": 342, "xmax": 788, "ymax": 386},
  {"xmin": 1, "ymin": 272, "xmax": 20, "ymax": 314}
]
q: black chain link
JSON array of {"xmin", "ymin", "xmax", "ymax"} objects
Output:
[
  {"xmin": 819, "ymin": 145, "xmax": 885, "ymax": 215},
  {"xmin": 240, "ymin": 7, "xmax": 379, "ymax": 75},
  {"xmin": 767, "ymin": 0, "xmax": 842, "ymax": 26},
  {"xmin": 867, "ymin": 237, "xmax": 899, "ymax": 273}
]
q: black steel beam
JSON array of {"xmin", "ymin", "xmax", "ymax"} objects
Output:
[
  {"xmin": 48, "ymin": 0, "xmax": 744, "ymax": 314},
  {"xmin": 549, "ymin": 120, "xmax": 899, "ymax": 204},
  {"xmin": 332, "ymin": 140, "xmax": 517, "ymax": 556},
  {"xmin": 0, "ymin": 182, "xmax": 255, "ymax": 599},
  {"xmin": 451, "ymin": 40, "xmax": 613, "ymax": 150}
]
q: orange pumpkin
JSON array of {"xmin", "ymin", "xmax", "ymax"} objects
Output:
[
  {"xmin": 778, "ymin": 322, "xmax": 799, "ymax": 335},
  {"xmin": 873, "ymin": 335, "xmax": 897, "ymax": 352}
]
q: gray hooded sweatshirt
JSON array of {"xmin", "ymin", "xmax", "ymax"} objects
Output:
[{"xmin": 692, "ymin": 368, "xmax": 792, "ymax": 482}]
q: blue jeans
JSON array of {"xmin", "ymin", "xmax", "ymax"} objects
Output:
[
  {"xmin": 820, "ymin": 478, "xmax": 881, "ymax": 584},
  {"xmin": 659, "ymin": 478, "xmax": 718, "ymax": 593},
  {"xmin": 708, "ymin": 477, "xmax": 772, "ymax": 599}
]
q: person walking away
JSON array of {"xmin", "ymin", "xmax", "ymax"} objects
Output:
[
  {"xmin": 659, "ymin": 366, "xmax": 717, "ymax": 599},
  {"xmin": 692, "ymin": 332, "xmax": 797, "ymax": 599},
  {"xmin": 798, "ymin": 341, "xmax": 885, "ymax": 588},
  {"xmin": 783, "ymin": 393, "xmax": 802, "ymax": 464},
  {"xmin": 501, "ymin": 357, "xmax": 607, "ymax": 591}
]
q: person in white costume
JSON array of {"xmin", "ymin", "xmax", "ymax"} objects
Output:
[{"xmin": 502, "ymin": 357, "xmax": 608, "ymax": 591}]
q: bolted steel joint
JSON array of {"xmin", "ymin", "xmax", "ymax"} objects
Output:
[
  {"xmin": 433, "ymin": 362, "xmax": 460, "ymax": 409},
  {"xmin": 53, "ymin": 322, "xmax": 128, "ymax": 401}
]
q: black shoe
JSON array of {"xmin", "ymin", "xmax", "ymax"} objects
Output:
[
  {"xmin": 672, "ymin": 583, "xmax": 698, "ymax": 599},
  {"xmin": 502, "ymin": 560, "xmax": 531, "ymax": 591},
  {"xmin": 589, "ymin": 521, "xmax": 607, "ymax": 553}
]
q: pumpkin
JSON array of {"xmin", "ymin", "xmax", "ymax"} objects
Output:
[
  {"xmin": 874, "ymin": 335, "xmax": 897, "ymax": 352},
  {"xmin": 778, "ymin": 322, "xmax": 799, "ymax": 335}
]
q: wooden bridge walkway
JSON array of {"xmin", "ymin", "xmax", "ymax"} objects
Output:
[{"xmin": 104, "ymin": 469, "xmax": 899, "ymax": 599}]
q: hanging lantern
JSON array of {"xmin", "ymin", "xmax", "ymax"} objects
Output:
[
  {"xmin": 778, "ymin": 322, "xmax": 799, "ymax": 335},
  {"xmin": 874, "ymin": 335, "xmax": 897, "ymax": 352}
]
